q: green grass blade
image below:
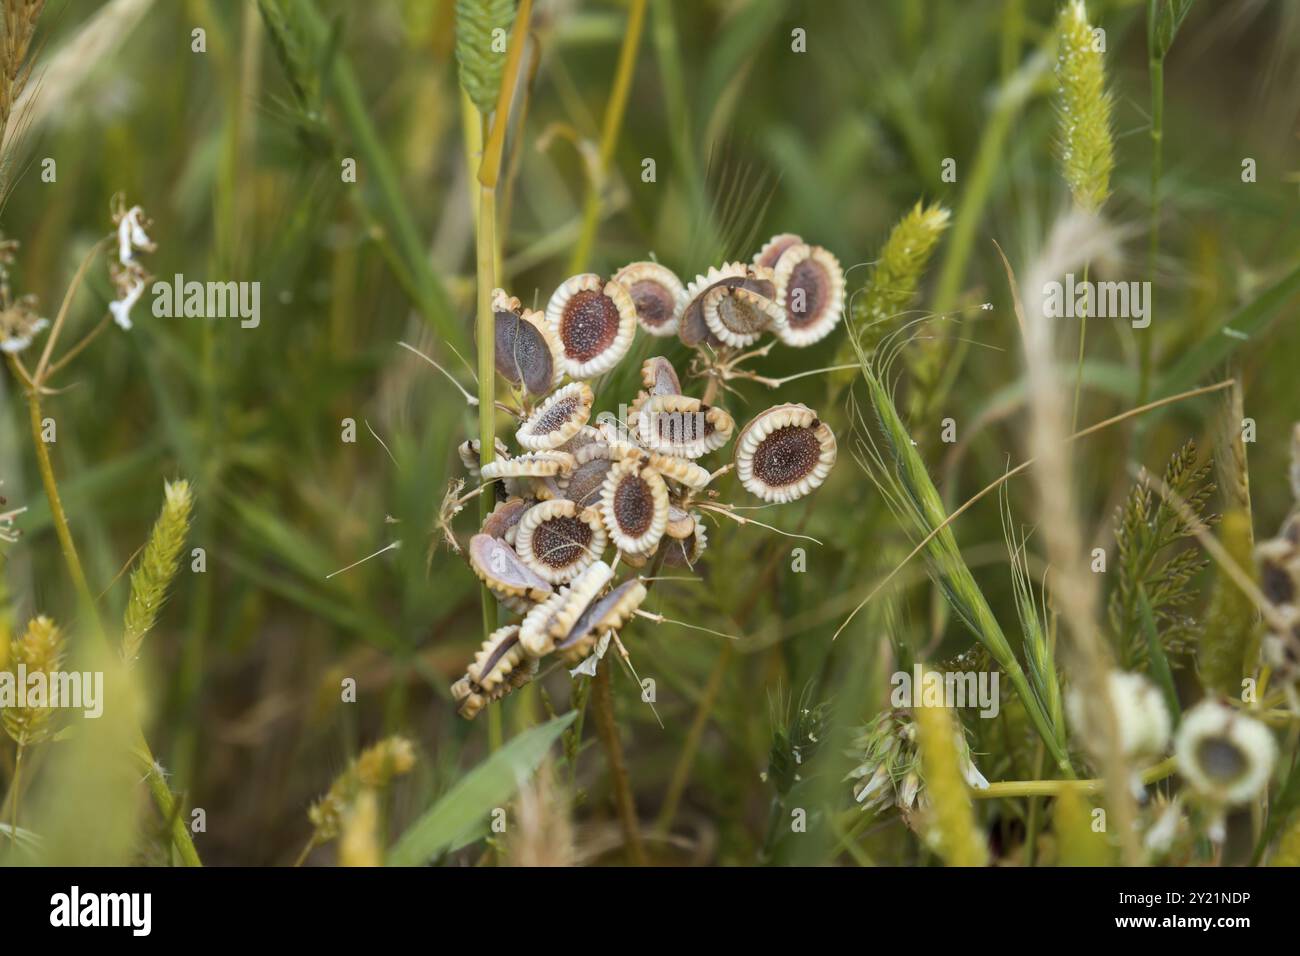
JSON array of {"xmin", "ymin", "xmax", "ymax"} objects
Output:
[{"xmin": 387, "ymin": 712, "xmax": 576, "ymax": 865}]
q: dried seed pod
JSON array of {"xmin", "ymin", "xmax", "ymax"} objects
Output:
[
  {"xmin": 520, "ymin": 560, "xmax": 614, "ymax": 657},
  {"xmin": 458, "ymin": 437, "xmax": 511, "ymax": 479},
  {"xmin": 736, "ymin": 404, "xmax": 837, "ymax": 503},
  {"xmin": 515, "ymin": 499, "xmax": 607, "ymax": 584},
  {"xmin": 516, "ymin": 382, "xmax": 594, "ymax": 451},
  {"xmin": 643, "ymin": 451, "xmax": 712, "ymax": 491},
  {"xmin": 641, "ymin": 355, "xmax": 682, "ymax": 396},
  {"xmin": 753, "ymin": 233, "xmax": 804, "ymax": 270},
  {"xmin": 480, "ymin": 450, "xmax": 576, "ymax": 482},
  {"xmin": 531, "ymin": 476, "xmax": 565, "ymax": 500},
  {"xmin": 1257, "ymin": 538, "xmax": 1300, "ymax": 606},
  {"xmin": 546, "ymin": 274, "xmax": 637, "ymax": 379},
  {"xmin": 493, "ymin": 289, "xmax": 561, "ymax": 394},
  {"xmin": 466, "ymin": 624, "xmax": 527, "ymax": 693},
  {"xmin": 452, "ymin": 652, "xmax": 537, "ymax": 720},
  {"xmin": 468, "ymin": 533, "xmax": 554, "ymax": 602},
  {"xmin": 635, "ymin": 394, "xmax": 734, "ymax": 459},
  {"xmin": 771, "ymin": 244, "xmax": 845, "ymax": 346},
  {"xmin": 678, "ymin": 263, "xmax": 747, "ymax": 347},
  {"xmin": 558, "ymin": 424, "xmax": 605, "ymax": 454},
  {"xmin": 662, "ymin": 512, "xmax": 708, "ymax": 568},
  {"xmin": 561, "ymin": 447, "xmax": 616, "ymax": 509},
  {"xmin": 1263, "ymin": 607, "xmax": 1300, "ymax": 685},
  {"xmin": 701, "ymin": 283, "xmax": 782, "ymax": 348},
  {"xmin": 601, "ymin": 458, "xmax": 670, "ymax": 555},
  {"xmin": 665, "ymin": 505, "xmax": 695, "ymax": 539},
  {"xmin": 555, "ymin": 578, "xmax": 648, "ymax": 664},
  {"xmin": 613, "ymin": 261, "xmax": 685, "ymax": 337},
  {"xmin": 481, "ymin": 497, "xmax": 532, "ymax": 539}
]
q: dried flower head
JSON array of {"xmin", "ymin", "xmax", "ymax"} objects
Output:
[
  {"xmin": 846, "ymin": 709, "xmax": 988, "ymax": 817},
  {"xmin": 1066, "ymin": 670, "xmax": 1171, "ymax": 763},
  {"xmin": 0, "ymin": 233, "xmax": 47, "ymax": 354},
  {"xmin": 1174, "ymin": 699, "xmax": 1276, "ymax": 807},
  {"xmin": 108, "ymin": 195, "xmax": 156, "ymax": 330}
]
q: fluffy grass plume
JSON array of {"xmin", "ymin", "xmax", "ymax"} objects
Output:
[
  {"xmin": 308, "ymin": 736, "xmax": 416, "ymax": 847},
  {"xmin": 122, "ymin": 479, "xmax": 193, "ymax": 664},
  {"xmin": 2, "ymin": 615, "xmax": 63, "ymax": 745},
  {"xmin": 456, "ymin": 0, "xmax": 516, "ymax": 115},
  {"xmin": 913, "ymin": 688, "xmax": 987, "ymax": 867},
  {"xmin": 848, "ymin": 201, "xmax": 950, "ymax": 350},
  {"xmin": 1107, "ymin": 442, "xmax": 1214, "ymax": 669},
  {"xmin": 1055, "ymin": 0, "xmax": 1114, "ymax": 211}
]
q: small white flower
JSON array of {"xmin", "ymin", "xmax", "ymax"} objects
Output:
[
  {"xmin": 1068, "ymin": 670, "xmax": 1171, "ymax": 762},
  {"xmin": 1, "ymin": 314, "xmax": 48, "ymax": 353},
  {"xmin": 116, "ymin": 204, "xmax": 155, "ymax": 266},
  {"xmin": 109, "ymin": 271, "xmax": 145, "ymax": 330},
  {"xmin": 1174, "ymin": 699, "xmax": 1276, "ymax": 806}
]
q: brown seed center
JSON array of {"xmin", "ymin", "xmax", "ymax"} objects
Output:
[
  {"xmin": 532, "ymin": 516, "xmax": 592, "ymax": 568},
  {"xmin": 614, "ymin": 475, "xmax": 654, "ymax": 537},
  {"xmin": 629, "ymin": 280, "xmax": 675, "ymax": 328},
  {"xmin": 753, "ymin": 425, "xmax": 821, "ymax": 487},
  {"xmin": 787, "ymin": 260, "xmax": 827, "ymax": 328},
  {"xmin": 533, "ymin": 397, "xmax": 578, "ymax": 436},
  {"xmin": 561, "ymin": 289, "xmax": 620, "ymax": 362}
]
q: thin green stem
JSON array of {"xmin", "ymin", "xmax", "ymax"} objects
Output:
[
  {"xmin": 1142, "ymin": 29, "xmax": 1164, "ymax": 405},
  {"xmin": 567, "ymin": 0, "xmax": 647, "ymax": 273},
  {"xmin": 7, "ymin": 356, "xmax": 202, "ymax": 866},
  {"xmin": 973, "ymin": 756, "xmax": 1177, "ymax": 799}
]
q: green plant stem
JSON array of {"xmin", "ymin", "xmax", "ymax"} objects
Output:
[
  {"xmin": 9, "ymin": 360, "xmax": 202, "ymax": 867},
  {"xmin": 654, "ymin": 642, "xmax": 730, "ymax": 835},
  {"xmin": 1143, "ymin": 3, "xmax": 1164, "ymax": 405},
  {"xmin": 973, "ymin": 756, "xmax": 1177, "ymax": 799},
  {"xmin": 567, "ymin": 0, "xmax": 647, "ymax": 272},
  {"xmin": 470, "ymin": 0, "xmax": 533, "ymax": 754},
  {"xmin": 591, "ymin": 659, "xmax": 647, "ymax": 865}
]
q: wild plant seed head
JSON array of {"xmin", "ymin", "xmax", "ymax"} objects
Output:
[
  {"xmin": 308, "ymin": 735, "xmax": 416, "ymax": 844},
  {"xmin": 108, "ymin": 195, "xmax": 156, "ymax": 330},
  {"xmin": 2, "ymin": 614, "xmax": 65, "ymax": 746},
  {"xmin": 848, "ymin": 201, "xmax": 951, "ymax": 347},
  {"xmin": 1174, "ymin": 698, "xmax": 1276, "ymax": 808},
  {"xmin": 122, "ymin": 479, "xmax": 194, "ymax": 663},
  {"xmin": 0, "ymin": 233, "xmax": 47, "ymax": 353},
  {"xmin": 1055, "ymin": 0, "xmax": 1114, "ymax": 212}
]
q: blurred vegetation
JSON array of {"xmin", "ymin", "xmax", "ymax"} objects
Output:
[{"xmin": 0, "ymin": 0, "xmax": 1298, "ymax": 866}]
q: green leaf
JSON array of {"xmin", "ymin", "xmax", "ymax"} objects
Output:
[
  {"xmin": 387, "ymin": 712, "xmax": 577, "ymax": 865},
  {"xmin": 1137, "ymin": 587, "xmax": 1180, "ymax": 724}
]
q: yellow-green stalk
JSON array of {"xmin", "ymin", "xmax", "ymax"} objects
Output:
[
  {"xmin": 1199, "ymin": 511, "xmax": 1259, "ymax": 695},
  {"xmin": 914, "ymin": 688, "xmax": 987, "ymax": 867},
  {"xmin": 1053, "ymin": 786, "xmax": 1114, "ymax": 865},
  {"xmin": 122, "ymin": 480, "xmax": 193, "ymax": 664}
]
